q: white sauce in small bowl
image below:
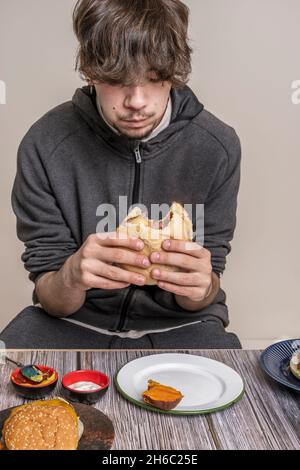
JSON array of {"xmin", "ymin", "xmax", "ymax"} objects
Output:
[{"xmin": 69, "ymin": 381, "xmax": 102, "ymax": 392}]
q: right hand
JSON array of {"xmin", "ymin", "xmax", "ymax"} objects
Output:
[{"xmin": 62, "ymin": 232, "xmax": 151, "ymax": 291}]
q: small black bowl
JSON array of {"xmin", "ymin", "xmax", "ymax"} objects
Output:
[
  {"xmin": 11, "ymin": 365, "xmax": 58, "ymax": 400},
  {"xmin": 62, "ymin": 370, "xmax": 109, "ymax": 404}
]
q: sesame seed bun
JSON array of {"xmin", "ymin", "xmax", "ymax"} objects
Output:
[{"xmin": 2, "ymin": 398, "xmax": 81, "ymax": 450}]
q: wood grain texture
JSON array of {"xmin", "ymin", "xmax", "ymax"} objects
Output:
[
  {"xmin": 0, "ymin": 350, "xmax": 299, "ymax": 450},
  {"xmin": 80, "ymin": 351, "xmax": 216, "ymax": 450}
]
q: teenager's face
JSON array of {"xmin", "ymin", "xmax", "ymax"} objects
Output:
[{"xmin": 94, "ymin": 72, "xmax": 172, "ymax": 140}]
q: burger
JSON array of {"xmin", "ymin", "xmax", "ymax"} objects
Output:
[
  {"xmin": 116, "ymin": 201, "xmax": 193, "ymax": 285},
  {"xmin": 290, "ymin": 350, "xmax": 300, "ymax": 380},
  {"xmin": 1, "ymin": 398, "xmax": 84, "ymax": 450}
]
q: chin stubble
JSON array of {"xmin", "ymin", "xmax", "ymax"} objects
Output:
[{"xmin": 115, "ymin": 121, "xmax": 157, "ymax": 140}]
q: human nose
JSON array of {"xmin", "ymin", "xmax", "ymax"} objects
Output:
[{"xmin": 124, "ymin": 86, "xmax": 147, "ymax": 111}]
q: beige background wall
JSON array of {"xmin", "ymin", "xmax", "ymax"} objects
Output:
[{"xmin": 0, "ymin": 0, "xmax": 299, "ymax": 347}]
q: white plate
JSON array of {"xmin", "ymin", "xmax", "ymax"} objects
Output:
[{"xmin": 115, "ymin": 353, "xmax": 244, "ymax": 414}]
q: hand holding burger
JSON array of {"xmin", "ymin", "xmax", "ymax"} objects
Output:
[
  {"xmin": 116, "ymin": 201, "xmax": 194, "ymax": 285},
  {"xmin": 116, "ymin": 201, "xmax": 217, "ymax": 310},
  {"xmin": 150, "ymin": 237, "xmax": 215, "ymax": 308}
]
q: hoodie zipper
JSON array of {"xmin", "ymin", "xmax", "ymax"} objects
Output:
[{"xmin": 110, "ymin": 142, "xmax": 142, "ymax": 333}]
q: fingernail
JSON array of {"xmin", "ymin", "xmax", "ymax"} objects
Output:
[
  {"xmin": 137, "ymin": 241, "xmax": 144, "ymax": 249},
  {"xmin": 164, "ymin": 240, "xmax": 171, "ymax": 249},
  {"xmin": 137, "ymin": 276, "xmax": 145, "ymax": 284},
  {"xmin": 152, "ymin": 269, "xmax": 160, "ymax": 277},
  {"xmin": 152, "ymin": 252, "xmax": 160, "ymax": 261},
  {"xmin": 143, "ymin": 258, "xmax": 150, "ymax": 267}
]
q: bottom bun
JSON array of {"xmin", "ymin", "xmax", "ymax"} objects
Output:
[{"xmin": 78, "ymin": 417, "xmax": 84, "ymax": 440}]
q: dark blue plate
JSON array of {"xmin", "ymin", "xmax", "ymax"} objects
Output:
[{"xmin": 260, "ymin": 339, "xmax": 300, "ymax": 392}]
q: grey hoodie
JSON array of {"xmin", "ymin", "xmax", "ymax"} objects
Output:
[{"xmin": 11, "ymin": 85, "xmax": 241, "ymax": 333}]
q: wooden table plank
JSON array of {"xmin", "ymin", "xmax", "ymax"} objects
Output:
[
  {"xmin": 80, "ymin": 350, "xmax": 216, "ymax": 450},
  {"xmin": 0, "ymin": 350, "xmax": 299, "ymax": 450},
  {"xmin": 80, "ymin": 349, "xmax": 300, "ymax": 450},
  {"xmin": 204, "ymin": 350, "xmax": 300, "ymax": 450}
]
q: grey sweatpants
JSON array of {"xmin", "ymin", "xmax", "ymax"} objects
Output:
[{"xmin": 0, "ymin": 306, "xmax": 242, "ymax": 349}]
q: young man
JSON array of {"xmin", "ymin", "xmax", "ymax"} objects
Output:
[{"xmin": 1, "ymin": 0, "xmax": 242, "ymax": 349}]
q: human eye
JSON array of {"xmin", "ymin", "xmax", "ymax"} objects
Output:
[{"xmin": 149, "ymin": 77, "xmax": 162, "ymax": 84}]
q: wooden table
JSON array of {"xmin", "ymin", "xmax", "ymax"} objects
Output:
[{"xmin": 0, "ymin": 350, "xmax": 299, "ymax": 450}]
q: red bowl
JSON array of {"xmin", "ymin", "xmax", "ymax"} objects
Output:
[
  {"xmin": 11, "ymin": 365, "xmax": 58, "ymax": 388},
  {"xmin": 61, "ymin": 370, "xmax": 109, "ymax": 404},
  {"xmin": 11, "ymin": 365, "xmax": 58, "ymax": 399}
]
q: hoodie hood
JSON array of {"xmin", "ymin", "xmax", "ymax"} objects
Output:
[{"xmin": 72, "ymin": 85, "xmax": 204, "ymax": 157}]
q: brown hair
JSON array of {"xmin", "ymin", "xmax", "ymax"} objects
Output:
[{"xmin": 73, "ymin": 0, "xmax": 192, "ymax": 88}]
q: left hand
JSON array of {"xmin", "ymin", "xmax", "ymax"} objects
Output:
[{"xmin": 150, "ymin": 239, "xmax": 213, "ymax": 302}]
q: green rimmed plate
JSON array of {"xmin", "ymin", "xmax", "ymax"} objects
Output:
[{"xmin": 115, "ymin": 353, "xmax": 245, "ymax": 415}]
